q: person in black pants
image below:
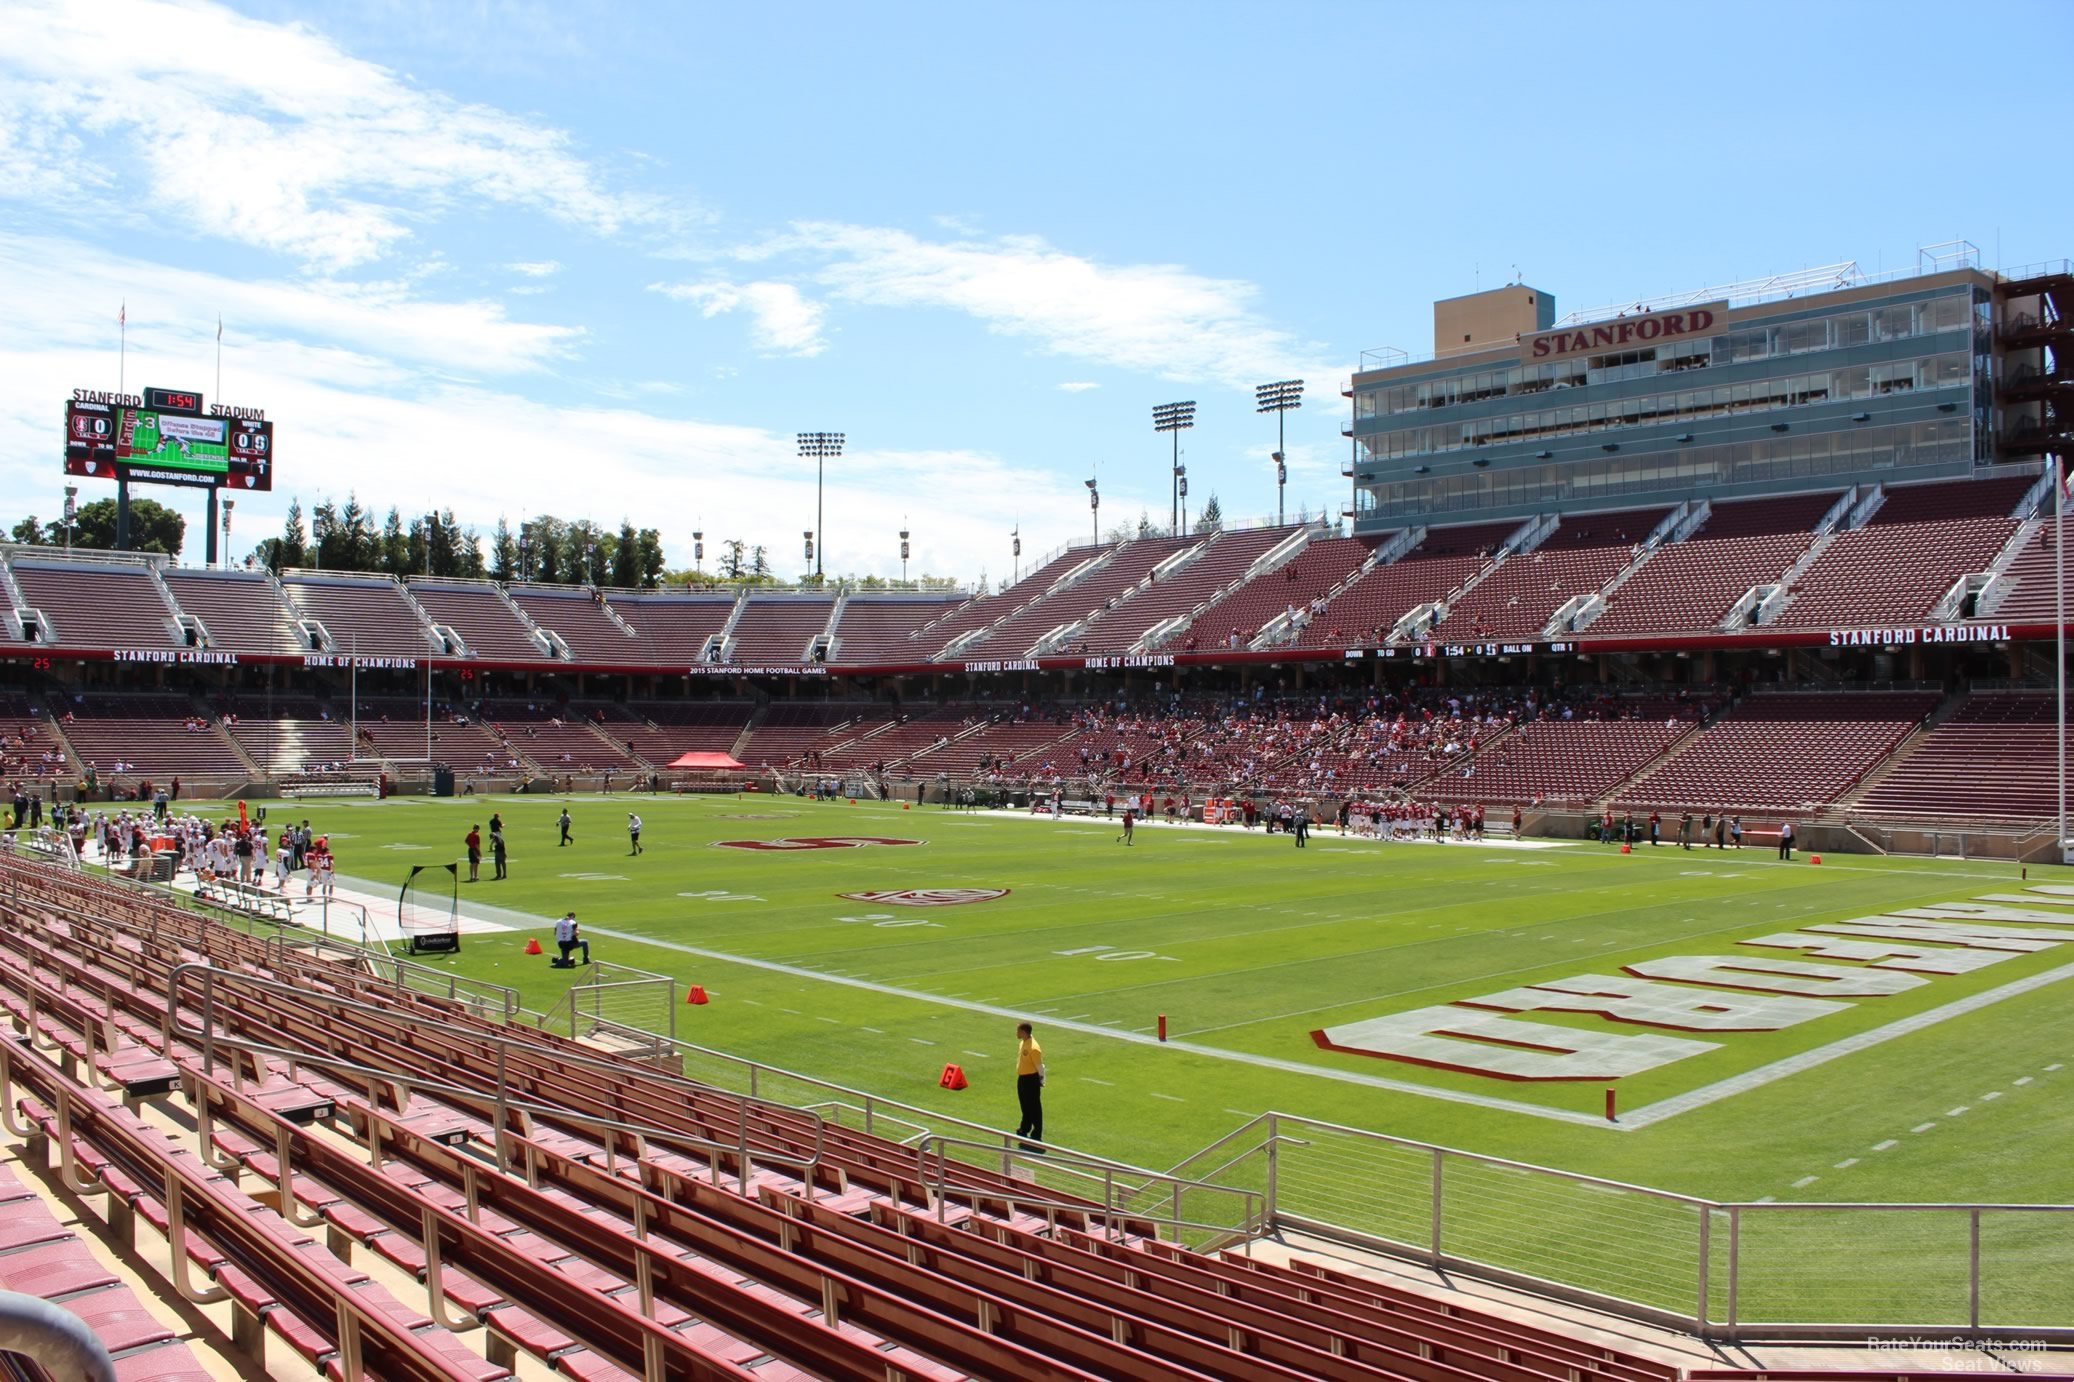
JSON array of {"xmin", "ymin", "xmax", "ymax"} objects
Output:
[
  {"xmin": 1293, "ymin": 807, "xmax": 1310, "ymax": 848},
  {"xmin": 1778, "ymin": 821, "xmax": 1795, "ymax": 860},
  {"xmin": 1014, "ymin": 1022, "xmax": 1045, "ymax": 1151}
]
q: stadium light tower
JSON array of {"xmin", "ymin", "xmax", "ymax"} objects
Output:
[
  {"xmin": 899, "ymin": 522, "xmax": 911, "ymax": 584},
  {"xmin": 220, "ymin": 499, "xmax": 234, "ymax": 570},
  {"xmin": 803, "ymin": 529, "xmax": 815, "ymax": 566},
  {"xmin": 62, "ymin": 485, "xmax": 76, "ymax": 551},
  {"xmin": 1152, "ymin": 401, "xmax": 1195, "ymax": 535},
  {"xmin": 692, "ymin": 528, "xmax": 704, "ymax": 578},
  {"xmin": 797, "ymin": 432, "xmax": 844, "ymax": 580},
  {"xmin": 1256, "ymin": 378, "xmax": 1304, "ymax": 525},
  {"xmin": 1010, "ymin": 524, "xmax": 1021, "ymax": 583},
  {"xmin": 1085, "ymin": 476, "xmax": 1100, "ymax": 546},
  {"xmin": 1176, "ymin": 464, "xmax": 1188, "ymax": 533}
]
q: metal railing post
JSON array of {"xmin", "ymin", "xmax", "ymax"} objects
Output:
[
  {"xmin": 1727, "ymin": 1206, "xmax": 1740, "ymax": 1331},
  {"xmin": 1429, "ymin": 1147, "xmax": 1444, "ymax": 1265},
  {"xmin": 1969, "ymin": 1208, "xmax": 1981, "ymax": 1329},
  {"xmin": 1696, "ymin": 1204, "xmax": 1711, "ymax": 1329},
  {"xmin": 1264, "ymin": 1113, "xmax": 1280, "ymax": 1233}
]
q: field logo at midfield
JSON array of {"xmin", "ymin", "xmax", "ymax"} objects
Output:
[
  {"xmin": 837, "ymin": 888, "xmax": 1008, "ymax": 907},
  {"xmin": 1312, "ymin": 895, "xmax": 2074, "ymax": 1083},
  {"xmin": 713, "ymin": 836, "xmax": 923, "ymax": 851}
]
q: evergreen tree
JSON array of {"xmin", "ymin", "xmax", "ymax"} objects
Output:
[
  {"xmin": 490, "ymin": 517, "xmax": 517, "ymax": 582},
  {"xmin": 1194, "ymin": 493, "xmax": 1224, "ymax": 534},
  {"xmin": 610, "ymin": 520, "xmax": 640, "ymax": 589},
  {"xmin": 719, "ymin": 539, "xmax": 746, "ymax": 580},
  {"xmin": 276, "ymin": 499, "xmax": 308, "ymax": 568},
  {"xmin": 380, "ymin": 508, "xmax": 411, "ymax": 577}
]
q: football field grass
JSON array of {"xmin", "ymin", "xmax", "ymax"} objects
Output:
[{"xmin": 306, "ymin": 791, "xmax": 2074, "ymax": 1215}]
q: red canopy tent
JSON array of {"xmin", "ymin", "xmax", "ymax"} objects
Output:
[{"xmin": 666, "ymin": 751, "xmax": 746, "ymax": 771}]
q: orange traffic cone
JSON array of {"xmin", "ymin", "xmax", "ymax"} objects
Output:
[
  {"xmin": 685, "ymin": 985, "xmax": 709, "ymax": 1005},
  {"xmin": 523, "ymin": 937, "xmax": 543, "ymax": 955},
  {"xmin": 938, "ymin": 1064, "xmax": 967, "ymax": 1091},
  {"xmin": 1620, "ymin": 844, "xmax": 1632, "ymax": 854},
  {"xmin": 902, "ymin": 802, "xmax": 911, "ymax": 810},
  {"xmin": 1809, "ymin": 854, "xmax": 1822, "ymax": 865}
]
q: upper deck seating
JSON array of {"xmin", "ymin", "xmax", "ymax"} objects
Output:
[
  {"xmin": 1589, "ymin": 492, "xmax": 1839, "ymax": 635},
  {"xmin": 727, "ymin": 596, "xmax": 834, "ymax": 663},
  {"xmin": 9, "ymin": 562, "xmax": 174, "ymax": 650},
  {"xmin": 282, "ymin": 574, "xmax": 435, "ymax": 658},
  {"xmin": 1078, "ymin": 526, "xmax": 1298, "ymax": 653},
  {"xmin": 1292, "ymin": 522, "xmax": 1517, "ymax": 649},
  {"xmin": 971, "ymin": 537, "xmax": 1197, "ymax": 657},
  {"xmin": 827, "ymin": 596, "xmax": 963, "ymax": 663},
  {"xmin": 1441, "ymin": 507, "xmax": 1671, "ymax": 641},
  {"xmin": 161, "ymin": 570, "xmax": 307, "ymax": 654},
  {"xmin": 1188, "ymin": 537, "xmax": 1374, "ymax": 648},
  {"xmin": 604, "ymin": 592, "xmax": 737, "ymax": 664},
  {"xmin": 1769, "ymin": 476, "xmax": 2033, "ymax": 629},
  {"xmin": 408, "ymin": 582, "xmax": 552, "ymax": 661},
  {"xmin": 508, "ymin": 586, "xmax": 643, "ymax": 663},
  {"xmin": 922, "ymin": 546, "xmax": 1107, "ymax": 656}
]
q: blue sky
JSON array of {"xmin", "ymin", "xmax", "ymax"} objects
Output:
[{"xmin": 2, "ymin": 0, "xmax": 2069, "ymax": 584}]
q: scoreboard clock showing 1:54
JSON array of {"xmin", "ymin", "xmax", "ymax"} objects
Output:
[{"xmin": 64, "ymin": 385, "xmax": 276, "ymax": 492}]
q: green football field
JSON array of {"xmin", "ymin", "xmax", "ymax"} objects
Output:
[{"xmin": 299, "ymin": 790, "xmax": 2074, "ymax": 1218}]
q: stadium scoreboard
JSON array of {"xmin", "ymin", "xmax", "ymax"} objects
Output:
[{"xmin": 65, "ymin": 386, "xmax": 275, "ymax": 492}]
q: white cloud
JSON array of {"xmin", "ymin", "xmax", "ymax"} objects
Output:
[
  {"xmin": 1056, "ymin": 381, "xmax": 1101, "ymax": 393},
  {"xmin": 507, "ymin": 261, "xmax": 562, "ymax": 278},
  {"xmin": 735, "ymin": 222, "xmax": 1341, "ymax": 393},
  {"xmin": 650, "ymin": 279, "xmax": 828, "ymax": 358},
  {"xmin": 0, "ymin": 0, "xmax": 679, "ymax": 270},
  {"xmin": 0, "ymin": 234, "xmax": 1108, "ymax": 585},
  {"xmin": 0, "ymin": 233, "xmax": 581, "ymax": 379}
]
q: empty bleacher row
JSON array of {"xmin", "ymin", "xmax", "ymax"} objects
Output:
[{"xmin": 0, "ymin": 853, "xmax": 1689, "ymax": 1382}]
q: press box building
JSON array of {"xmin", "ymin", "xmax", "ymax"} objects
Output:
[{"xmin": 1344, "ymin": 248, "xmax": 2069, "ymax": 529}]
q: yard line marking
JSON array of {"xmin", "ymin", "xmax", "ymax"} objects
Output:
[
  {"xmin": 1224, "ymin": 1109, "xmax": 1254, "ymax": 1118},
  {"xmin": 1948, "ymin": 1106, "xmax": 1970, "ymax": 1117},
  {"xmin": 909, "ymin": 1038, "xmax": 936, "ymax": 1046},
  {"xmin": 1149, "ymin": 1092, "xmax": 1185, "ymax": 1102},
  {"xmin": 962, "ymin": 1050, "xmax": 989, "ymax": 1060},
  {"xmin": 2047, "ymin": 1063, "xmax": 2065, "ymax": 1072},
  {"xmin": 1911, "ymin": 1122, "xmax": 1936, "ymax": 1133},
  {"xmin": 1791, "ymin": 1176, "xmax": 1819, "ymax": 1189},
  {"xmin": 2014, "ymin": 1076, "xmax": 2033, "ymax": 1086},
  {"xmin": 1081, "ymin": 1077, "xmax": 1115, "ymax": 1087},
  {"xmin": 779, "ymin": 1007, "xmax": 800, "ymax": 1015},
  {"xmin": 1980, "ymin": 1091, "xmax": 2002, "ymax": 1101},
  {"xmin": 575, "ymin": 926, "xmax": 1619, "ymax": 1125},
  {"xmin": 742, "ymin": 999, "xmax": 762, "ymax": 1006},
  {"xmin": 815, "ymin": 1015, "xmax": 840, "ymax": 1024},
  {"xmin": 860, "ymin": 1026, "xmax": 884, "ymax": 1034},
  {"xmin": 1833, "ymin": 1158, "xmax": 1858, "ymax": 1170},
  {"xmin": 1617, "ymin": 958, "xmax": 2074, "ymax": 1131},
  {"xmin": 1872, "ymin": 1140, "xmax": 1897, "ymax": 1152}
]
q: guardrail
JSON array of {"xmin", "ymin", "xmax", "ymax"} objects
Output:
[{"xmin": 1167, "ymin": 1111, "xmax": 2074, "ymax": 1344}]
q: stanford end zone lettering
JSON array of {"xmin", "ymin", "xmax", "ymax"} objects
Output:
[
  {"xmin": 713, "ymin": 836, "xmax": 923, "ymax": 851},
  {"xmin": 1524, "ymin": 303, "xmax": 1721, "ymax": 361},
  {"xmin": 1313, "ymin": 892, "xmax": 2074, "ymax": 1083}
]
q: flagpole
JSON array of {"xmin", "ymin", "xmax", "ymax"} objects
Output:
[
  {"xmin": 2058, "ymin": 451, "xmax": 2065, "ymax": 863},
  {"xmin": 215, "ymin": 316, "xmax": 222, "ymax": 400},
  {"xmin": 118, "ymin": 301, "xmax": 126, "ymax": 393}
]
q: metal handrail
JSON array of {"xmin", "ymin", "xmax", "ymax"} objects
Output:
[
  {"xmin": 162, "ymin": 964, "xmax": 824, "ymax": 1193},
  {"xmin": 915, "ymin": 1134, "xmax": 1267, "ymax": 1246}
]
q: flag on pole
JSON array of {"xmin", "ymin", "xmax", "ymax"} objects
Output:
[
  {"xmin": 119, "ymin": 301, "xmax": 125, "ymax": 328},
  {"xmin": 216, "ymin": 315, "xmax": 222, "ymax": 341}
]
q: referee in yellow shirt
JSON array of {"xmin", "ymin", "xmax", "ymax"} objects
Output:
[{"xmin": 1014, "ymin": 1022, "xmax": 1044, "ymax": 1151}]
